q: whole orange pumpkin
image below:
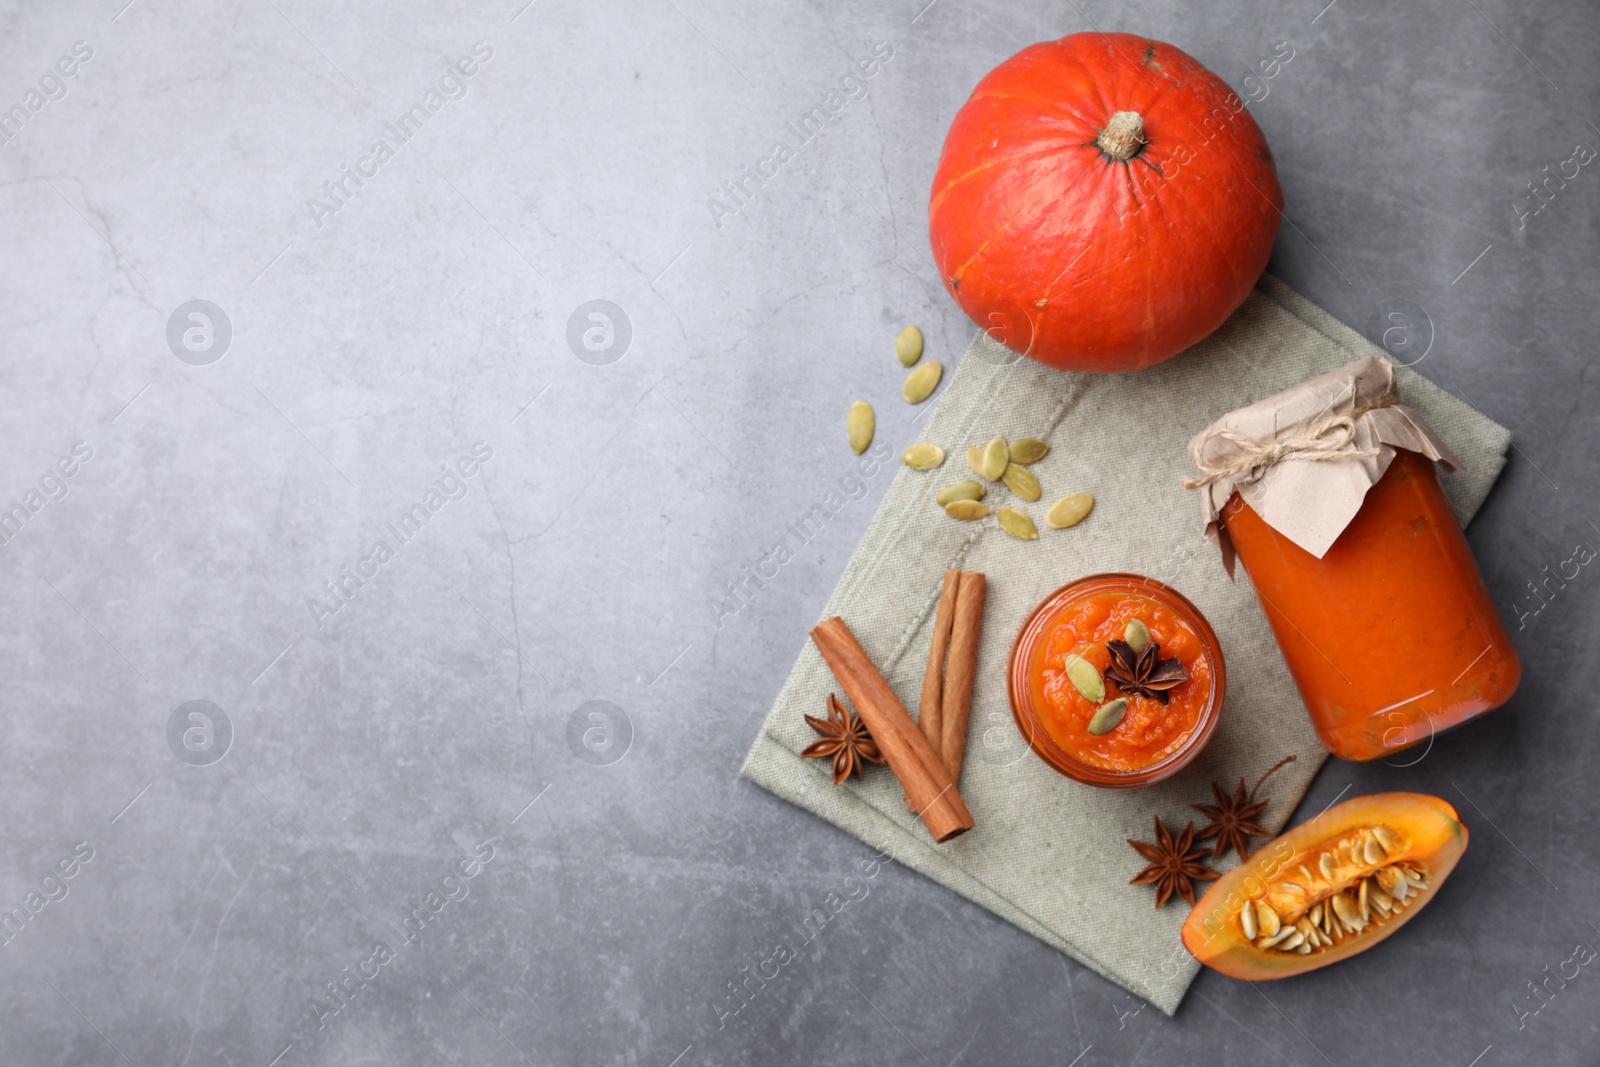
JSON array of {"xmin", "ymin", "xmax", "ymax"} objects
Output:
[{"xmin": 928, "ymin": 33, "xmax": 1283, "ymax": 373}]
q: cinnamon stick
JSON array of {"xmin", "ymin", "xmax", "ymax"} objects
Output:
[
  {"xmin": 917, "ymin": 570, "xmax": 961, "ymax": 756},
  {"xmin": 939, "ymin": 571, "xmax": 986, "ymax": 783},
  {"xmin": 811, "ymin": 616, "xmax": 974, "ymax": 843}
]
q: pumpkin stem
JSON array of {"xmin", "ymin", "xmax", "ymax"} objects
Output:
[{"xmin": 1097, "ymin": 111, "xmax": 1146, "ymax": 161}]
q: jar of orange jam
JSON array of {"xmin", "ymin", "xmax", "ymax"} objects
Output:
[
  {"xmin": 1221, "ymin": 449, "xmax": 1520, "ymax": 760},
  {"xmin": 1007, "ymin": 574, "xmax": 1226, "ymax": 788},
  {"xmin": 1188, "ymin": 356, "xmax": 1521, "ymax": 762}
]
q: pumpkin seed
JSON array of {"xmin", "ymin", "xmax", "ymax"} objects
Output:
[
  {"xmin": 1319, "ymin": 853, "xmax": 1336, "ymax": 881},
  {"xmin": 1277, "ymin": 931, "xmax": 1304, "ymax": 951},
  {"xmin": 847, "ymin": 400, "xmax": 874, "ymax": 454},
  {"xmin": 895, "ymin": 325, "xmax": 923, "ymax": 366},
  {"xmin": 944, "ymin": 500, "xmax": 990, "ymax": 521},
  {"xmin": 996, "ymin": 506, "xmax": 1037, "ymax": 541},
  {"xmin": 1372, "ymin": 826, "xmax": 1401, "ymax": 853},
  {"xmin": 1009, "ymin": 437, "xmax": 1049, "ymax": 464},
  {"xmin": 936, "ymin": 481, "xmax": 985, "ymax": 506},
  {"xmin": 980, "ymin": 436, "xmax": 1009, "ymax": 481},
  {"xmin": 902, "ymin": 443, "xmax": 945, "ymax": 470},
  {"xmin": 1046, "ymin": 493, "xmax": 1095, "ymax": 529},
  {"xmin": 1063, "ymin": 654, "xmax": 1105, "ymax": 702},
  {"xmin": 902, "ymin": 361, "xmax": 942, "ymax": 404},
  {"xmin": 1240, "ymin": 902, "xmax": 1257, "ymax": 940},
  {"xmin": 1086, "ymin": 697, "xmax": 1127, "ymax": 735},
  {"xmin": 1002, "ymin": 463, "xmax": 1041, "ymax": 501},
  {"xmin": 965, "ymin": 446, "xmax": 986, "ymax": 478},
  {"xmin": 1363, "ymin": 837, "xmax": 1386, "ymax": 866},
  {"xmin": 1258, "ymin": 926, "xmax": 1293, "ymax": 949},
  {"xmin": 1123, "ymin": 619, "xmax": 1151, "ymax": 652},
  {"xmin": 1254, "ymin": 902, "xmax": 1281, "ymax": 938}
]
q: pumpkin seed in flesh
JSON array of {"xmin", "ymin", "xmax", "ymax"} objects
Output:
[
  {"xmin": 902, "ymin": 443, "xmax": 945, "ymax": 470},
  {"xmin": 1256, "ymin": 930, "xmax": 1287, "ymax": 950},
  {"xmin": 981, "ymin": 437, "xmax": 1009, "ymax": 481},
  {"xmin": 1258, "ymin": 926, "xmax": 1293, "ymax": 949},
  {"xmin": 847, "ymin": 401, "xmax": 874, "ymax": 455},
  {"xmin": 895, "ymin": 325, "xmax": 924, "ymax": 366},
  {"xmin": 902, "ymin": 361, "xmax": 943, "ymax": 404},
  {"xmin": 1002, "ymin": 462, "xmax": 1041, "ymax": 502},
  {"xmin": 1064, "ymin": 654, "xmax": 1105, "ymax": 702},
  {"xmin": 1123, "ymin": 619, "xmax": 1151, "ymax": 652},
  {"xmin": 997, "ymin": 506, "xmax": 1037, "ymax": 541},
  {"xmin": 1009, "ymin": 438, "xmax": 1049, "ymax": 465},
  {"xmin": 944, "ymin": 500, "xmax": 990, "ymax": 521},
  {"xmin": 1244, "ymin": 853, "xmax": 1432, "ymax": 954},
  {"xmin": 965, "ymin": 447, "xmax": 986, "ymax": 478},
  {"xmin": 937, "ymin": 481, "xmax": 986, "ymax": 506},
  {"xmin": 1087, "ymin": 697, "xmax": 1128, "ymax": 735},
  {"xmin": 1046, "ymin": 493, "xmax": 1095, "ymax": 529}
]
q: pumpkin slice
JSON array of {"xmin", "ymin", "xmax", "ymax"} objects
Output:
[{"xmin": 1182, "ymin": 792, "xmax": 1467, "ymax": 979}]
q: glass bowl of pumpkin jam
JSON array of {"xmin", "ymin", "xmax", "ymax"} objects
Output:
[{"xmin": 1007, "ymin": 573, "xmax": 1226, "ymax": 788}]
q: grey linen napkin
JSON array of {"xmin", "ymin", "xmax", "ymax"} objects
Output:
[{"xmin": 740, "ymin": 276, "xmax": 1511, "ymax": 1015}]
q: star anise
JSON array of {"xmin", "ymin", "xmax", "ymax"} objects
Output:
[
  {"xmin": 1127, "ymin": 817, "xmax": 1216, "ymax": 908},
  {"xmin": 1104, "ymin": 639, "xmax": 1189, "ymax": 705},
  {"xmin": 1193, "ymin": 780, "xmax": 1270, "ymax": 861},
  {"xmin": 802, "ymin": 694, "xmax": 885, "ymax": 785},
  {"xmin": 1193, "ymin": 755, "xmax": 1295, "ymax": 861}
]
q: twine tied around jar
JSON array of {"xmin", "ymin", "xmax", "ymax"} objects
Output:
[
  {"xmin": 1187, "ymin": 357, "xmax": 1462, "ymax": 568},
  {"xmin": 1183, "ymin": 409, "xmax": 1383, "ymax": 490}
]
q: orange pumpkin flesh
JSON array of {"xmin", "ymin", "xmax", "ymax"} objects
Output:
[
  {"xmin": 1182, "ymin": 793, "xmax": 1467, "ymax": 980},
  {"xmin": 928, "ymin": 33, "xmax": 1283, "ymax": 373}
]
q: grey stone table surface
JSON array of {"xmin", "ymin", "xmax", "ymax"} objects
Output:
[{"xmin": 0, "ymin": 0, "xmax": 1594, "ymax": 1064}]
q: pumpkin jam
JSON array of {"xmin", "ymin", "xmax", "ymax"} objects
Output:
[
  {"xmin": 1223, "ymin": 450, "xmax": 1521, "ymax": 761},
  {"xmin": 1030, "ymin": 590, "xmax": 1213, "ymax": 772}
]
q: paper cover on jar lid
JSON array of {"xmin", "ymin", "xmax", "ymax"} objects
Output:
[{"xmin": 1186, "ymin": 355, "xmax": 1463, "ymax": 572}]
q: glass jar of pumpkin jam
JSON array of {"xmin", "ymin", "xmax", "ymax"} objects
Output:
[
  {"xmin": 1007, "ymin": 574, "xmax": 1225, "ymax": 788},
  {"xmin": 1223, "ymin": 449, "xmax": 1521, "ymax": 761}
]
